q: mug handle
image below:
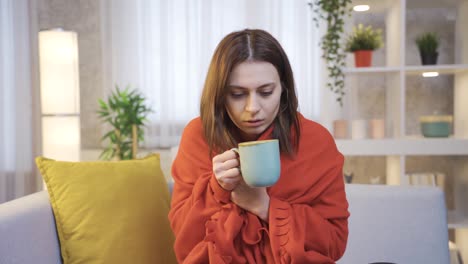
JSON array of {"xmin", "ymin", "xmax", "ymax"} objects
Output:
[
  {"xmin": 230, "ymin": 148, "xmax": 241, "ymax": 175},
  {"xmin": 230, "ymin": 148, "xmax": 239, "ymax": 155}
]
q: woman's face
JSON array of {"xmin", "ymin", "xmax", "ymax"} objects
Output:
[{"xmin": 225, "ymin": 61, "xmax": 282, "ymax": 141}]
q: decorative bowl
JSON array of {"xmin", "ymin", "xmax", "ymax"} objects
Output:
[{"xmin": 419, "ymin": 115, "xmax": 453, "ymax": 137}]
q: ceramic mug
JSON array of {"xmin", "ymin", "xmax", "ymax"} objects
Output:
[{"xmin": 232, "ymin": 139, "xmax": 281, "ymax": 187}]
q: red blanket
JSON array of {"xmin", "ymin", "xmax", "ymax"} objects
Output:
[{"xmin": 169, "ymin": 114, "xmax": 349, "ymax": 263}]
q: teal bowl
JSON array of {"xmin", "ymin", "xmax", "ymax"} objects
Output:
[
  {"xmin": 420, "ymin": 115, "xmax": 453, "ymax": 138},
  {"xmin": 421, "ymin": 122, "xmax": 451, "ymax": 137}
]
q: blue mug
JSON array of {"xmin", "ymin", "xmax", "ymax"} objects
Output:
[{"xmin": 232, "ymin": 139, "xmax": 281, "ymax": 187}]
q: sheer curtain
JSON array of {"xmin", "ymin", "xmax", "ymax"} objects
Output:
[
  {"xmin": 0, "ymin": 0, "xmax": 39, "ymax": 203},
  {"xmin": 100, "ymin": 0, "xmax": 321, "ymax": 148}
]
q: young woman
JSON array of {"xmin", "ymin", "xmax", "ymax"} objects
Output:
[{"xmin": 169, "ymin": 29, "xmax": 349, "ymax": 264}]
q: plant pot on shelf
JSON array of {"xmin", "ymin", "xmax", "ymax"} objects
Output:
[
  {"xmin": 419, "ymin": 51, "xmax": 438, "ymax": 65},
  {"xmin": 415, "ymin": 32, "xmax": 439, "ymax": 65},
  {"xmin": 354, "ymin": 50, "xmax": 373, "ymax": 67}
]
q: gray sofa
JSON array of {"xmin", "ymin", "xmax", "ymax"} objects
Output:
[
  {"xmin": 0, "ymin": 184, "xmax": 450, "ymax": 264},
  {"xmin": 0, "ymin": 191, "xmax": 61, "ymax": 264}
]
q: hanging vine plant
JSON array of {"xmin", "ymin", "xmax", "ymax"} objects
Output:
[{"xmin": 308, "ymin": 0, "xmax": 352, "ymax": 107}]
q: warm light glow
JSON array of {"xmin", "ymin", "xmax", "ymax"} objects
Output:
[
  {"xmin": 422, "ymin": 72, "xmax": 439, "ymax": 77},
  {"xmin": 39, "ymin": 29, "xmax": 80, "ymax": 115},
  {"xmin": 42, "ymin": 116, "xmax": 81, "ymax": 161},
  {"xmin": 353, "ymin": 5, "xmax": 370, "ymax": 12},
  {"xmin": 39, "ymin": 29, "xmax": 80, "ymax": 162}
]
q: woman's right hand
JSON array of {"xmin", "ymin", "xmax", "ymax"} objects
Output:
[{"xmin": 212, "ymin": 149, "xmax": 242, "ymax": 191}]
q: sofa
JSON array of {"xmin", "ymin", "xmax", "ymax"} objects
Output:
[{"xmin": 0, "ymin": 183, "xmax": 450, "ymax": 264}]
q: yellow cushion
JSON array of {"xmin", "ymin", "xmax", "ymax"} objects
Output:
[{"xmin": 35, "ymin": 154, "xmax": 177, "ymax": 264}]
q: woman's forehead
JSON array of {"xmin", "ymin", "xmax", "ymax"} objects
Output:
[{"xmin": 228, "ymin": 61, "xmax": 279, "ymax": 87}]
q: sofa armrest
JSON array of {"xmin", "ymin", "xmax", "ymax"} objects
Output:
[{"xmin": 0, "ymin": 191, "xmax": 62, "ymax": 264}]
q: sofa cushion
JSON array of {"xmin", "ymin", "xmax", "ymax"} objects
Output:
[
  {"xmin": 35, "ymin": 154, "xmax": 177, "ymax": 264},
  {"xmin": 338, "ymin": 184, "xmax": 450, "ymax": 264}
]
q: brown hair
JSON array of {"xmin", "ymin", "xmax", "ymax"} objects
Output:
[{"xmin": 200, "ymin": 29, "xmax": 300, "ymax": 157}]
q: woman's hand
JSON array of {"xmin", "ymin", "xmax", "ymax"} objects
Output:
[
  {"xmin": 212, "ymin": 149, "xmax": 242, "ymax": 191},
  {"xmin": 231, "ymin": 180, "xmax": 270, "ymax": 222}
]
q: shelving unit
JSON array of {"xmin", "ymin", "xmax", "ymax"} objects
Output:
[
  {"xmin": 337, "ymin": 0, "xmax": 468, "ymax": 260},
  {"xmin": 337, "ymin": 138, "xmax": 468, "ymax": 156},
  {"xmin": 405, "ymin": 64, "xmax": 468, "ymax": 75},
  {"xmin": 344, "ymin": 64, "xmax": 468, "ymax": 75},
  {"xmin": 343, "ymin": 66, "xmax": 400, "ymax": 74}
]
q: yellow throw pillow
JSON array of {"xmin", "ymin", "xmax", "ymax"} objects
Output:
[{"xmin": 35, "ymin": 154, "xmax": 177, "ymax": 264}]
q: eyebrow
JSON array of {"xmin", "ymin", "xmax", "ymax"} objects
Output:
[{"xmin": 227, "ymin": 82, "xmax": 275, "ymax": 90}]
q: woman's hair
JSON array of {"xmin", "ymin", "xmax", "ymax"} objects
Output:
[{"xmin": 200, "ymin": 29, "xmax": 300, "ymax": 157}]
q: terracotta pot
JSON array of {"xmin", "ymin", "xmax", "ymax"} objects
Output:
[{"xmin": 354, "ymin": 50, "xmax": 373, "ymax": 67}]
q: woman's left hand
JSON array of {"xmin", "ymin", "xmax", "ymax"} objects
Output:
[{"xmin": 231, "ymin": 180, "xmax": 270, "ymax": 222}]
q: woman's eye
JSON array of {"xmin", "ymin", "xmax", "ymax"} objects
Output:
[
  {"xmin": 230, "ymin": 93, "xmax": 245, "ymax": 98},
  {"xmin": 260, "ymin": 91, "xmax": 273, "ymax": 97}
]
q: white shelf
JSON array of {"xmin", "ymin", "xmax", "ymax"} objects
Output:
[
  {"xmin": 336, "ymin": 137, "xmax": 468, "ymax": 156},
  {"xmin": 344, "ymin": 64, "xmax": 468, "ymax": 75},
  {"xmin": 343, "ymin": 66, "xmax": 401, "ymax": 74},
  {"xmin": 448, "ymin": 211, "xmax": 468, "ymax": 229},
  {"xmin": 343, "ymin": 0, "xmax": 468, "ymax": 258},
  {"xmin": 405, "ymin": 64, "xmax": 468, "ymax": 75}
]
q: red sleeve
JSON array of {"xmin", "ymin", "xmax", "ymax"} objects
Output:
[
  {"xmin": 168, "ymin": 118, "xmax": 231, "ymax": 263},
  {"xmin": 267, "ymin": 119, "xmax": 349, "ymax": 263}
]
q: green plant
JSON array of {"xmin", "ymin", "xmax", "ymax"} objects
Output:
[
  {"xmin": 309, "ymin": 0, "xmax": 353, "ymax": 107},
  {"xmin": 97, "ymin": 85, "xmax": 153, "ymax": 160},
  {"xmin": 415, "ymin": 32, "xmax": 439, "ymax": 55},
  {"xmin": 345, "ymin": 24, "xmax": 383, "ymax": 52}
]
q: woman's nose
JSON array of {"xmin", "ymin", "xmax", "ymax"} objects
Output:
[{"xmin": 245, "ymin": 94, "xmax": 260, "ymax": 113}]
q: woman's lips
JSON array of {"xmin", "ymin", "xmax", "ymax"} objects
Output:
[{"xmin": 244, "ymin": 119, "xmax": 264, "ymax": 127}]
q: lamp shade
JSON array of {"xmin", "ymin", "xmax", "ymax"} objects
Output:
[
  {"xmin": 41, "ymin": 116, "xmax": 80, "ymax": 161},
  {"xmin": 38, "ymin": 29, "xmax": 80, "ymax": 161},
  {"xmin": 38, "ymin": 29, "xmax": 80, "ymax": 115}
]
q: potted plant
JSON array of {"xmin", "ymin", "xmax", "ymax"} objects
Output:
[
  {"xmin": 415, "ymin": 32, "xmax": 439, "ymax": 65},
  {"xmin": 345, "ymin": 24, "xmax": 383, "ymax": 67},
  {"xmin": 309, "ymin": 0, "xmax": 352, "ymax": 107},
  {"xmin": 97, "ymin": 85, "xmax": 153, "ymax": 160}
]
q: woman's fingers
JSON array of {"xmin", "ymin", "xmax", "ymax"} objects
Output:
[
  {"xmin": 213, "ymin": 151, "xmax": 240, "ymax": 175},
  {"xmin": 212, "ymin": 149, "xmax": 237, "ymax": 163},
  {"xmin": 212, "ymin": 150, "xmax": 242, "ymax": 191},
  {"xmin": 221, "ymin": 167, "xmax": 241, "ymax": 179},
  {"xmin": 223, "ymin": 158, "xmax": 240, "ymax": 170},
  {"xmin": 213, "ymin": 160, "xmax": 239, "ymax": 176}
]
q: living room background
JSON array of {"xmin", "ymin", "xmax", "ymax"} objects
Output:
[{"xmin": 1, "ymin": 0, "xmax": 468, "ymax": 228}]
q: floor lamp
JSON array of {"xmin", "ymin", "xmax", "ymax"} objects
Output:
[{"xmin": 38, "ymin": 29, "xmax": 80, "ymax": 161}]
